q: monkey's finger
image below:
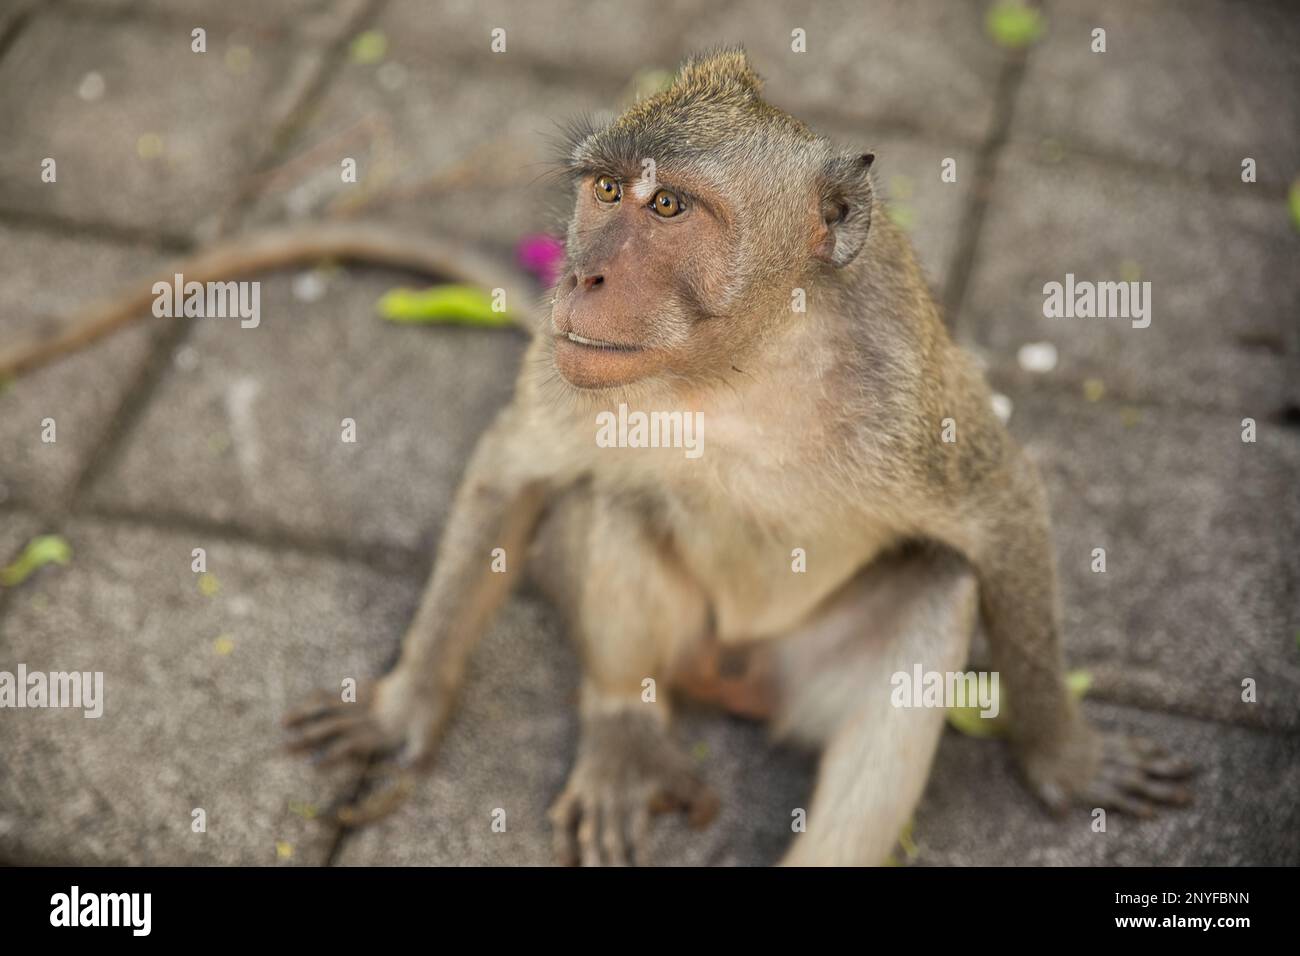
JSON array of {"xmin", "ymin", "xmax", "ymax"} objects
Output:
[
  {"xmin": 1029, "ymin": 778, "xmax": 1070, "ymax": 817},
  {"xmin": 1112, "ymin": 770, "xmax": 1190, "ymax": 806},
  {"xmin": 647, "ymin": 789, "xmax": 679, "ymax": 815},
  {"xmin": 1142, "ymin": 755, "xmax": 1197, "ymax": 779},
  {"xmin": 577, "ymin": 796, "xmax": 603, "ymax": 867},
  {"xmin": 1119, "ymin": 775, "xmax": 1192, "ymax": 806},
  {"xmin": 282, "ymin": 690, "xmax": 343, "ymax": 727},
  {"xmin": 629, "ymin": 802, "xmax": 652, "ymax": 867},
  {"xmin": 284, "ymin": 713, "xmax": 369, "ymax": 750},
  {"xmin": 333, "ymin": 772, "xmax": 414, "ymax": 827},
  {"xmin": 1109, "ymin": 747, "xmax": 1197, "ymax": 780},
  {"xmin": 397, "ymin": 732, "xmax": 436, "ymax": 770},
  {"xmin": 1090, "ymin": 782, "xmax": 1155, "ymax": 818},
  {"xmin": 666, "ymin": 768, "xmax": 719, "ymax": 828},
  {"xmin": 600, "ymin": 793, "xmax": 629, "ymax": 867},
  {"xmin": 548, "ymin": 792, "xmax": 581, "ymax": 867},
  {"xmin": 315, "ymin": 728, "xmax": 385, "ymax": 766},
  {"xmin": 1127, "ymin": 736, "xmax": 1166, "ymax": 758},
  {"xmin": 1106, "ymin": 736, "xmax": 1197, "ymax": 780},
  {"xmin": 685, "ymin": 784, "xmax": 720, "ymax": 829},
  {"xmin": 279, "ymin": 686, "xmax": 335, "ymax": 723}
]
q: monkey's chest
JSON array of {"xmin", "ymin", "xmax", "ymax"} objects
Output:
[{"xmin": 663, "ymin": 488, "xmax": 890, "ymax": 643}]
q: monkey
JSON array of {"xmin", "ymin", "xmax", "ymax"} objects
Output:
[{"xmin": 283, "ymin": 48, "xmax": 1194, "ymax": 866}]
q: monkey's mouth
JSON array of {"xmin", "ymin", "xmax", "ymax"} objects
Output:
[
  {"xmin": 561, "ymin": 331, "xmax": 643, "ymax": 353},
  {"xmin": 553, "ymin": 330, "xmax": 659, "ymax": 389}
]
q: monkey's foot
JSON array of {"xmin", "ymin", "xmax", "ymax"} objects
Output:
[
  {"xmin": 282, "ymin": 669, "xmax": 450, "ymax": 768},
  {"xmin": 1024, "ymin": 728, "xmax": 1196, "ymax": 818},
  {"xmin": 549, "ymin": 706, "xmax": 718, "ymax": 866}
]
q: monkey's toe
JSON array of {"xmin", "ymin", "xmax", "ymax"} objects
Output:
[
  {"xmin": 1086, "ymin": 734, "xmax": 1196, "ymax": 815},
  {"xmin": 548, "ymin": 765, "xmax": 717, "ymax": 866},
  {"xmin": 548, "ymin": 787, "xmax": 638, "ymax": 866},
  {"xmin": 284, "ymin": 686, "xmax": 391, "ymax": 765}
]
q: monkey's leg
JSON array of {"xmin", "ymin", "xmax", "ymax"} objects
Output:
[
  {"xmin": 968, "ymin": 454, "xmax": 1194, "ymax": 815},
  {"xmin": 285, "ymin": 406, "xmax": 547, "ymax": 766},
  {"xmin": 774, "ymin": 549, "xmax": 978, "ymax": 866},
  {"xmin": 531, "ymin": 491, "xmax": 717, "ymax": 866}
]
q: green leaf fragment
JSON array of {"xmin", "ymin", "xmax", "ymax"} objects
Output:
[
  {"xmin": 350, "ymin": 31, "xmax": 387, "ymax": 65},
  {"xmin": 946, "ymin": 668, "xmax": 1092, "ymax": 738},
  {"xmin": 1066, "ymin": 669, "xmax": 1093, "ymax": 698},
  {"xmin": 946, "ymin": 700, "xmax": 1007, "ymax": 738},
  {"xmin": 986, "ymin": 2, "xmax": 1044, "ymax": 49},
  {"xmin": 0, "ymin": 534, "xmax": 72, "ymax": 587},
  {"xmin": 377, "ymin": 285, "xmax": 514, "ymax": 326},
  {"xmin": 288, "ymin": 800, "xmax": 319, "ymax": 820},
  {"xmin": 885, "ymin": 819, "xmax": 919, "ymax": 866},
  {"xmin": 887, "ymin": 204, "xmax": 915, "ymax": 231}
]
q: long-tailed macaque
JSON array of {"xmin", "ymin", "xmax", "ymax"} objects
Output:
[{"xmin": 285, "ymin": 49, "xmax": 1192, "ymax": 865}]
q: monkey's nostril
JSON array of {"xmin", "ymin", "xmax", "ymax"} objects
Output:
[{"xmin": 583, "ymin": 274, "xmax": 605, "ymax": 290}]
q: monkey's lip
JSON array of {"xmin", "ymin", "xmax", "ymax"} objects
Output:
[
  {"xmin": 553, "ymin": 332, "xmax": 657, "ymax": 388},
  {"xmin": 559, "ymin": 331, "xmax": 643, "ymax": 352}
]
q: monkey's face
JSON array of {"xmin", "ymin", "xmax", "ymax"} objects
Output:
[
  {"xmin": 549, "ymin": 154, "xmax": 873, "ymax": 393},
  {"xmin": 550, "ymin": 169, "xmax": 740, "ymax": 391},
  {"xmin": 550, "ymin": 53, "xmax": 876, "ymax": 393}
]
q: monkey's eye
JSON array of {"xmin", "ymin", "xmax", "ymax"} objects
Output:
[
  {"xmin": 594, "ymin": 175, "xmax": 621, "ymax": 203},
  {"xmin": 650, "ymin": 188, "xmax": 685, "ymax": 218}
]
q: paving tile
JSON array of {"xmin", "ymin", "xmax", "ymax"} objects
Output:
[
  {"xmin": 0, "ymin": 517, "xmax": 415, "ymax": 864},
  {"xmin": 0, "ymin": 226, "xmax": 167, "ymax": 511},
  {"xmin": 86, "ymin": 268, "xmax": 528, "ymax": 551},
  {"xmin": 959, "ymin": 147, "xmax": 1297, "ymax": 416},
  {"xmin": 0, "ymin": 10, "xmax": 322, "ymax": 237},
  {"xmin": 335, "ymin": 593, "xmax": 813, "ymax": 866},
  {"xmin": 374, "ymin": 0, "xmax": 700, "ymax": 81},
  {"xmin": 237, "ymin": 53, "xmax": 611, "ymax": 255},
  {"xmin": 987, "ymin": 385, "xmax": 1300, "ymax": 733},
  {"xmin": 64, "ymin": 0, "xmax": 368, "ymax": 43},
  {"xmin": 1014, "ymin": 0, "xmax": 1300, "ymax": 186},
  {"xmin": 682, "ymin": 0, "xmax": 1007, "ymax": 144},
  {"xmin": 916, "ymin": 702, "xmax": 1300, "ymax": 865}
]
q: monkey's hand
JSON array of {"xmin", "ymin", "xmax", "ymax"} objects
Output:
[
  {"xmin": 549, "ymin": 704, "xmax": 718, "ymax": 866},
  {"xmin": 283, "ymin": 668, "xmax": 452, "ymax": 767},
  {"xmin": 1020, "ymin": 722, "xmax": 1195, "ymax": 818}
]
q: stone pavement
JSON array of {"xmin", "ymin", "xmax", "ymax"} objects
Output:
[{"xmin": 0, "ymin": 0, "xmax": 1296, "ymax": 866}]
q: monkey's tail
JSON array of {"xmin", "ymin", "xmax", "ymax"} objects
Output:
[{"xmin": 0, "ymin": 222, "xmax": 541, "ymax": 380}]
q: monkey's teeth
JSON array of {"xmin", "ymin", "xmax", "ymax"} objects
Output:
[{"xmin": 567, "ymin": 332, "xmax": 619, "ymax": 349}]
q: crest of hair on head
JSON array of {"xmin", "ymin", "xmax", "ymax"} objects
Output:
[{"xmin": 672, "ymin": 47, "xmax": 765, "ymax": 99}]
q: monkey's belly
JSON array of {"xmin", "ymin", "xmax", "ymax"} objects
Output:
[
  {"xmin": 671, "ymin": 517, "xmax": 886, "ymax": 644},
  {"xmin": 706, "ymin": 565, "xmax": 860, "ymax": 641}
]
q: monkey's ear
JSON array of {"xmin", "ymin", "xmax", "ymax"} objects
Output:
[{"xmin": 814, "ymin": 152, "xmax": 875, "ymax": 268}]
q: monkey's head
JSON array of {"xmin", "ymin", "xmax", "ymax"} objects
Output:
[{"xmin": 550, "ymin": 47, "xmax": 875, "ymax": 392}]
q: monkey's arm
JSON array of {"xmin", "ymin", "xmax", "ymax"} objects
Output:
[
  {"xmin": 960, "ymin": 434, "xmax": 1194, "ymax": 813},
  {"xmin": 285, "ymin": 406, "xmax": 549, "ymax": 765}
]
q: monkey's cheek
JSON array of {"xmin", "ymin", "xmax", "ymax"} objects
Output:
[{"xmin": 553, "ymin": 338, "xmax": 659, "ymax": 389}]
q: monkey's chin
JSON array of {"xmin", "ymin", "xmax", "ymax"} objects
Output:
[{"xmin": 553, "ymin": 336, "xmax": 660, "ymax": 390}]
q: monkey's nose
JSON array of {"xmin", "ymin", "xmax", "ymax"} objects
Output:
[{"xmin": 580, "ymin": 273, "xmax": 605, "ymax": 291}]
